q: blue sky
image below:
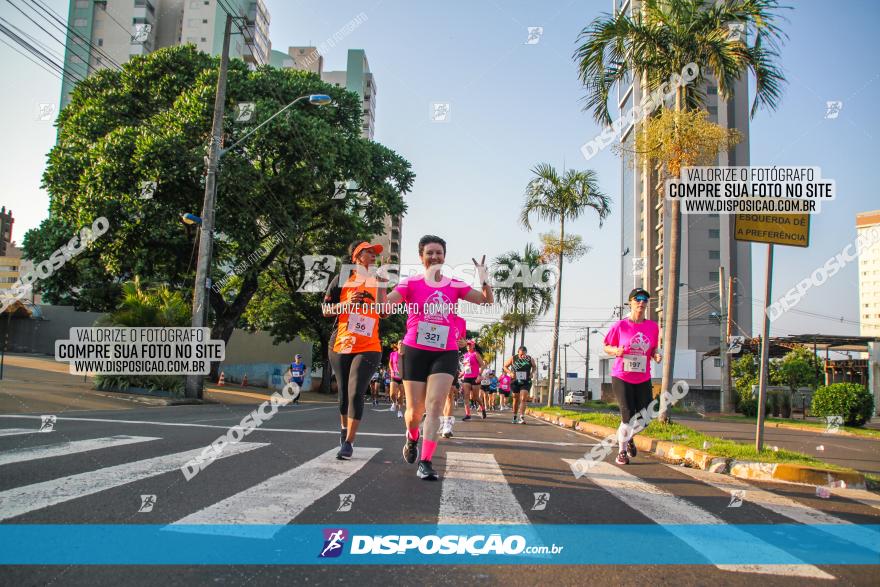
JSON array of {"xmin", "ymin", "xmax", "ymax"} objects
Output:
[{"xmin": 1, "ymin": 0, "xmax": 878, "ymax": 373}]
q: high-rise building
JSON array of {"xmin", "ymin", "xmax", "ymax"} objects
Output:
[
  {"xmin": 0, "ymin": 207, "xmax": 22, "ymax": 297},
  {"xmin": 60, "ymin": 0, "xmax": 271, "ymax": 107},
  {"xmin": 280, "ymin": 47, "xmax": 402, "ymax": 264},
  {"xmin": 612, "ymin": 0, "xmax": 752, "ymax": 387},
  {"xmin": 857, "ymin": 210, "xmax": 880, "ymax": 337}
]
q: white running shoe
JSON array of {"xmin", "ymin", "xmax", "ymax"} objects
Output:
[
  {"xmin": 390, "ymin": 403, "xmax": 397, "ymax": 412},
  {"xmin": 441, "ymin": 416, "xmax": 455, "ymax": 438},
  {"xmin": 397, "ymin": 410, "xmax": 403, "ymax": 418},
  {"xmin": 517, "ymin": 415, "xmax": 525, "ymax": 424}
]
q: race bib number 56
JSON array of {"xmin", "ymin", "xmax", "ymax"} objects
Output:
[{"xmin": 347, "ymin": 313, "xmax": 376, "ymax": 337}]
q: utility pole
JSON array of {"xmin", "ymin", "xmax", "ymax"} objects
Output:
[
  {"xmin": 718, "ymin": 266, "xmax": 728, "ymax": 413},
  {"xmin": 185, "ymin": 14, "xmax": 232, "ymax": 399},
  {"xmin": 725, "ymin": 275, "xmax": 735, "ymax": 412},
  {"xmin": 585, "ymin": 332, "xmax": 590, "ymax": 397},
  {"xmin": 563, "ymin": 343, "xmax": 569, "ymax": 396}
]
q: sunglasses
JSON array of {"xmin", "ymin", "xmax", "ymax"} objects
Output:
[{"xmin": 633, "ymin": 296, "xmax": 649, "ymax": 303}]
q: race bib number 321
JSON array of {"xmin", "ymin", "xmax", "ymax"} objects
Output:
[{"xmin": 416, "ymin": 322, "xmax": 449, "ymax": 349}]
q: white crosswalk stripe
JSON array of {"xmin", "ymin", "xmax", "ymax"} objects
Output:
[
  {"xmin": 564, "ymin": 459, "xmax": 835, "ymax": 579},
  {"xmin": 0, "ymin": 435, "xmax": 160, "ymax": 467},
  {"xmin": 440, "ymin": 452, "xmax": 529, "ymax": 524},
  {"xmin": 0, "ymin": 441, "xmax": 268, "ymax": 522},
  {"xmin": 666, "ymin": 464, "xmax": 880, "ymax": 553},
  {"xmin": 167, "ymin": 447, "xmax": 381, "ymax": 538},
  {"xmin": 0, "ymin": 428, "xmax": 47, "ymax": 437}
]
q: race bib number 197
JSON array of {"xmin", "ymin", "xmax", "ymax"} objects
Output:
[{"xmin": 622, "ymin": 354, "xmax": 647, "ymax": 373}]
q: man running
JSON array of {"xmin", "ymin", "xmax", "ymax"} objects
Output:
[
  {"xmin": 504, "ymin": 346, "xmax": 536, "ymax": 424},
  {"xmin": 604, "ymin": 288, "xmax": 662, "ymax": 465},
  {"xmin": 287, "ymin": 354, "xmax": 307, "ymax": 404},
  {"xmin": 460, "ymin": 340, "xmax": 486, "ymax": 421},
  {"xmin": 383, "ymin": 235, "xmax": 493, "ymax": 480}
]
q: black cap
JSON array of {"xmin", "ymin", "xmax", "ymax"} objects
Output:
[{"xmin": 628, "ymin": 287, "xmax": 650, "ymax": 300}]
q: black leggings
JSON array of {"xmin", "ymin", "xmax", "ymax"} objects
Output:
[
  {"xmin": 611, "ymin": 376, "xmax": 654, "ymax": 424},
  {"xmin": 329, "ymin": 350, "xmax": 381, "ymax": 421}
]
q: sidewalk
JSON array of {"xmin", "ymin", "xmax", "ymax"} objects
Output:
[
  {"xmin": 672, "ymin": 414, "xmax": 880, "ymax": 477},
  {"xmin": 0, "ymin": 353, "xmax": 336, "ymax": 414}
]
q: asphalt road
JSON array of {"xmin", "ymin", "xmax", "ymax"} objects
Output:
[{"xmin": 0, "ymin": 400, "xmax": 878, "ymax": 586}]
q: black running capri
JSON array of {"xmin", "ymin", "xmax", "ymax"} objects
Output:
[
  {"xmin": 329, "ymin": 350, "xmax": 381, "ymax": 421},
  {"xmin": 611, "ymin": 376, "xmax": 654, "ymax": 424},
  {"xmin": 401, "ymin": 344, "xmax": 459, "ymax": 382}
]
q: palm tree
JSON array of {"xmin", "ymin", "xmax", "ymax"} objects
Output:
[
  {"xmin": 493, "ymin": 244, "xmax": 554, "ymax": 352},
  {"xmin": 521, "ymin": 164, "xmax": 610, "ymax": 406},
  {"xmin": 574, "ymin": 0, "xmax": 787, "ymax": 419}
]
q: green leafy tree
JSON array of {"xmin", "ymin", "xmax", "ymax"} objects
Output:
[
  {"xmin": 575, "ymin": 0, "xmax": 788, "ymax": 420},
  {"xmin": 492, "ymin": 243, "xmax": 553, "ymax": 351},
  {"xmin": 93, "ymin": 277, "xmax": 190, "ymax": 395},
  {"xmin": 32, "ymin": 45, "xmax": 412, "ymax": 381},
  {"xmin": 520, "ymin": 164, "xmax": 610, "ymax": 406}
]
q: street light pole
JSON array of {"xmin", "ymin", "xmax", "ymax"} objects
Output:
[{"xmin": 185, "ymin": 14, "xmax": 232, "ymax": 399}]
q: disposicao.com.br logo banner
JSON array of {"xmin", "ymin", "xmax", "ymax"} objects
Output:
[{"xmin": 0, "ymin": 525, "xmax": 877, "ymax": 565}]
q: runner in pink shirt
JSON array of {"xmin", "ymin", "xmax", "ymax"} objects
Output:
[
  {"xmin": 388, "ymin": 343, "xmax": 404, "ymax": 418},
  {"xmin": 384, "ymin": 235, "xmax": 493, "ymax": 481},
  {"xmin": 440, "ymin": 316, "xmax": 467, "ymax": 438},
  {"xmin": 603, "ymin": 288, "xmax": 662, "ymax": 465},
  {"xmin": 460, "ymin": 340, "xmax": 486, "ymax": 421}
]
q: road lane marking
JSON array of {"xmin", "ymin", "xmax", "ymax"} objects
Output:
[
  {"xmin": 440, "ymin": 452, "xmax": 529, "ymax": 524},
  {"xmin": 0, "ymin": 442, "xmax": 267, "ymax": 522},
  {"xmin": 0, "ymin": 416, "xmax": 590, "ymax": 446},
  {"xmin": 0, "ymin": 435, "xmax": 159, "ymax": 466},
  {"xmin": 564, "ymin": 459, "xmax": 834, "ymax": 579},
  {"xmin": 167, "ymin": 447, "xmax": 380, "ymax": 538},
  {"xmin": 666, "ymin": 464, "xmax": 880, "ymax": 553},
  {"xmin": 0, "ymin": 428, "xmax": 45, "ymax": 437}
]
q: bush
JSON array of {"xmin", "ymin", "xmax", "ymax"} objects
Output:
[
  {"xmin": 811, "ymin": 383, "xmax": 875, "ymax": 427},
  {"xmin": 738, "ymin": 398, "xmax": 758, "ymax": 418}
]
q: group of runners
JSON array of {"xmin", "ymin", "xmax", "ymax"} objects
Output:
[{"xmin": 321, "ymin": 237, "xmax": 661, "ymax": 480}]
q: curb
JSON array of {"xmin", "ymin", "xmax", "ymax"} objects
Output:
[{"xmin": 527, "ymin": 408, "xmax": 866, "ymax": 489}]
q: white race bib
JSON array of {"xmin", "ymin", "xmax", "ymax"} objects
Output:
[
  {"xmin": 515, "ymin": 371, "xmax": 527, "ymax": 382},
  {"xmin": 416, "ymin": 322, "xmax": 449, "ymax": 349},
  {"xmin": 622, "ymin": 354, "xmax": 647, "ymax": 373},
  {"xmin": 347, "ymin": 313, "xmax": 376, "ymax": 337}
]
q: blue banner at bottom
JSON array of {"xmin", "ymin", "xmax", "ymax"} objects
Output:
[{"xmin": 0, "ymin": 524, "xmax": 877, "ymax": 565}]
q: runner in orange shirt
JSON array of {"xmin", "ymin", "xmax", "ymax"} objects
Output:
[{"xmin": 322, "ymin": 241, "xmax": 388, "ymax": 460}]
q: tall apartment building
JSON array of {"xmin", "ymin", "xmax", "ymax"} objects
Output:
[
  {"xmin": 0, "ymin": 207, "xmax": 23, "ymax": 297},
  {"xmin": 280, "ymin": 47, "xmax": 402, "ymax": 265},
  {"xmin": 613, "ymin": 0, "xmax": 752, "ymax": 385},
  {"xmin": 858, "ymin": 210, "xmax": 880, "ymax": 337},
  {"xmin": 60, "ymin": 0, "xmax": 270, "ymax": 107}
]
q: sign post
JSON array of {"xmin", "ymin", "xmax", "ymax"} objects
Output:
[{"xmin": 734, "ymin": 214, "xmax": 810, "ymax": 452}]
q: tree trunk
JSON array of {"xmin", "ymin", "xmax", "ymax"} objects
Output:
[
  {"xmin": 659, "ymin": 87, "xmax": 685, "ymax": 423},
  {"xmin": 320, "ymin": 335, "xmax": 333, "ymax": 394},
  {"xmin": 548, "ymin": 217, "xmax": 564, "ymax": 407},
  {"xmin": 207, "ymin": 242, "xmax": 284, "ymax": 382}
]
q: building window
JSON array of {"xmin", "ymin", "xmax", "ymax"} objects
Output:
[
  {"xmin": 713, "ymin": 358, "xmax": 722, "ymax": 367},
  {"xmin": 70, "ymin": 55, "xmax": 83, "ymax": 63},
  {"xmin": 97, "ymin": 38, "xmax": 103, "ymax": 46},
  {"xmin": 73, "ymin": 18, "xmax": 87, "ymax": 27},
  {"xmin": 709, "ymin": 229, "xmax": 720, "ymax": 238},
  {"xmin": 75, "ymin": 0, "xmax": 88, "ymax": 8},
  {"xmin": 200, "ymin": 37, "xmax": 207, "ymax": 42},
  {"xmin": 188, "ymin": 18, "xmax": 199, "ymax": 26},
  {"xmin": 709, "ymin": 250, "xmax": 720, "ymax": 260},
  {"xmin": 709, "ymin": 271, "xmax": 719, "ymax": 281},
  {"xmin": 202, "ymin": 19, "xmax": 208, "ymax": 23}
]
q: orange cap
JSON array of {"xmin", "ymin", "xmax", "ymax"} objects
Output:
[{"xmin": 351, "ymin": 242, "xmax": 384, "ymax": 262}]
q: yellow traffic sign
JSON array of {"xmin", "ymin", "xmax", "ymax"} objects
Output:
[{"xmin": 734, "ymin": 214, "xmax": 810, "ymax": 247}]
